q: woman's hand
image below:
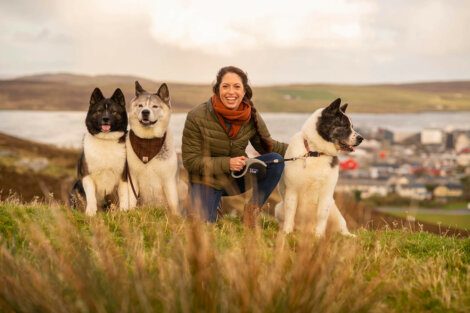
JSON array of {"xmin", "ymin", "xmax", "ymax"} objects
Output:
[{"xmin": 229, "ymin": 156, "xmax": 247, "ymax": 172}]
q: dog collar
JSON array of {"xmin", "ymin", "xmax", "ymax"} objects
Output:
[
  {"xmin": 129, "ymin": 130, "xmax": 166, "ymax": 163},
  {"xmin": 303, "ymin": 139, "xmax": 324, "ymax": 157}
]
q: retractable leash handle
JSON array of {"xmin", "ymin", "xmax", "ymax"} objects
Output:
[{"xmin": 231, "ymin": 158, "xmax": 268, "ymax": 178}]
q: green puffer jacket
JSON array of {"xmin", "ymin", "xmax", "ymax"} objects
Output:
[{"xmin": 182, "ymin": 98, "xmax": 288, "ymax": 190}]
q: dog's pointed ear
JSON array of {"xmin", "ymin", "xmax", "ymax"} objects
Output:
[
  {"xmin": 90, "ymin": 87, "xmax": 104, "ymax": 106},
  {"xmin": 340, "ymin": 103, "xmax": 348, "ymax": 113},
  {"xmin": 135, "ymin": 81, "xmax": 146, "ymax": 96},
  {"xmin": 324, "ymin": 98, "xmax": 341, "ymax": 114},
  {"xmin": 156, "ymin": 83, "xmax": 170, "ymax": 105},
  {"xmin": 111, "ymin": 88, "xmax": 125, "ymax": 107}
]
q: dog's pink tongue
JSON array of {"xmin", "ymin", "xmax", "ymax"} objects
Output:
[{"xmin": 101, "ymin": 125, "xmax": 111, "ymax": 132}]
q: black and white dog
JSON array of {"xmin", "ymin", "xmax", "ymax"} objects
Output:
[
  {"xmin": 70, "ymin": 88, "xmax": 129, "ymax": 215},
  {"xmin": 275, "ymin": 98, "xmax": 363, "ymax": 237}
]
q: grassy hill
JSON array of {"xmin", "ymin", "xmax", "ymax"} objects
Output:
[
  {"xmin": 0, "ymin": 132, "xmax": 79, "ymax": 202},
  {"xmin": 1, "ymin": 73, "xmax": 470, "ymax": 112},
  {"xmin": 0, "ymin": 202, "xmax": 469, "ymax": 312}
]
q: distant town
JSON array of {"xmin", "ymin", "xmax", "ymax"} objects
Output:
[{"xmin": 337, "ymin": 127, "xmax": 470, "ymax": 205}]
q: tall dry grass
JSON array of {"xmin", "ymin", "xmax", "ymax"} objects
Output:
[{"xmin": 0, "ymin": 198, "xmax": 469, "ymax": 312}]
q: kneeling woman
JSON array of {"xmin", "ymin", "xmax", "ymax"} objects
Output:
[{"xmin": 182, "ymin": 66, "xmax": 288, "ymax": 223}]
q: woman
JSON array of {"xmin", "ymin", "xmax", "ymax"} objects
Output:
[{"xmin": 182, "ymin": 66, "xmax": 287, "ymax": 223}]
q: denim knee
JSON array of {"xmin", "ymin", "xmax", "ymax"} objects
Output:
[{"xmin": 261, "ymin": 152, "xmax": 285, "ymax": 177}]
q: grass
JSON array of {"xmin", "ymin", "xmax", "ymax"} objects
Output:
[
  {"xmin": 0, "ymin": 199, "xmax": 469, "ymax": 312},
  {"xmin": 442, "ymin": 202, "xmax": 469, "ymax": 210},
  {"xmin": 385, "ymin": 211, "xmax": 470, "ymax": 230}
]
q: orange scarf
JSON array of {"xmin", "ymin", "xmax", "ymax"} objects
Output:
[{"xmin": 212, "ymin": 94, "xmax": 251, "ymax": 138}]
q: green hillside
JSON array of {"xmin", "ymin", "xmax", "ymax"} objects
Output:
[{"xmin": 1, "ymin": 73, "xmax": 470, "ymax": 112}]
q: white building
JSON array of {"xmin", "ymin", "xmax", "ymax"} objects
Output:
[
  {"xmin": 421, "ymin": 128, "xmax": 443, "ymax": 145},
  {"xmin": 337, "ymin": 178, "xmax": 390, "ymax": 198},
  {"xmin": 396, "ymin": 183, "xmax": 430, "ymax": 200}
]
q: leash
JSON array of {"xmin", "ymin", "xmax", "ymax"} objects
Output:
[
  {"xmin": 265, "ymin": 150, "xmax": 324, "ymax": 164},
  {"xmin": 264, "ymin": 138, "xmax": 326, "ymax": 164},
  {"xmin": 125, "ymin": 160, "xmax": 139, "ymax": 201},
  {"xmin": 231, "ymin": 139, "xmax": 326, "ymax": 177}
]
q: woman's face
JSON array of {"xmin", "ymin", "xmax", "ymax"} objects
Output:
[{"xmin": 219, "ymin": 72, "xmax": 245, "ymax": 110}]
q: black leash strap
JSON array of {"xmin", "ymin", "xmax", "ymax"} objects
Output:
[
  {"xmin": 264, "ymin": 151, "xmax": 323, "ymax": 164},
  {"xmin": 125, "ymin": 161, "xmax": 139, "ymax": 200}
]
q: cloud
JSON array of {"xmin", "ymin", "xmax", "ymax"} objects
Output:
[
  {"xmin": 148, "ymin": 0, "xmax": 376, "ymax": 55},
  {"xmin": 1, "ymin": 0, "xmax": 470, "ymax": 83}
]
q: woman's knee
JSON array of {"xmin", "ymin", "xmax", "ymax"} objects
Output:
[
  {"xmin": 257, "ymin": 153, "xmax": 284, "ymax": 177},
  {"xmin": 258, "ymin": 152, "xmax": 283, "ymax": 164},
  {"xmin": 268, "ymin": 153, "xmax": 285, "ymax": 173}
]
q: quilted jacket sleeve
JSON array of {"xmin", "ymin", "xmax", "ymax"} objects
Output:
[{"xmin": 182, "ymin": 112, "xmax": 231, "ymax": 176}]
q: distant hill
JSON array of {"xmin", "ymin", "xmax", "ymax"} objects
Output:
[
  {"xmin": 0, "ymin": 73, "xmax": 209, "ymax": 112},
  {"xmin": 1, "ymin": 73, "xmax": 470, "ymax": 113}
]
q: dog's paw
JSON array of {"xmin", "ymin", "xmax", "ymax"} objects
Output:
[
  {"xmin": 314, "ymin": 230, "xmax": 326, "ymax": 239},
  {"xmin": 85, "ymin": 206, "xmax": 97, "ymax": 216},
  {"xmin": 282, "ymin": 225, "xmax": 294, "ymax": 234},
  {"xmin": 341, "ymin": 232, "xmax": 357, "ymax": 238}
]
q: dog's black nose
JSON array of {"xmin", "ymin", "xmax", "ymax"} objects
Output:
[
  {"xmin": 357, "ymin": 135, "xmax": 364, "ymax": 143},
  {"xmin": 102, "ymin": 117, "xmax": 110, "ymax": 123},
  {"xmin": 141, "ymin": 110, "xmax": 150, "ymax": 117}
]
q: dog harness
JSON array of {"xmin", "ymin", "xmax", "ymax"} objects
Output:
[{"xmin": 129, "ymin": 130, "xmax": 167, "ymax": 164}]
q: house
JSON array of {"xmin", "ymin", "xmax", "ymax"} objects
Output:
[
  {"xmin": 454, "ymin": 132, "xmax": 470, "ymax": 152},
  {"xmin": 377, "ymin": 128, "xmax": 394, "ymax": 144},
  {"xmin": 457, "ymin": 148, "xmax": 470, "ymax": 167},
  {"xmin": 388, "ymin": 174, "xmax": 414, "ymax": 188},
  {"xmin": 369, "ymin": 162, "xmax": 399, "ymax": 178},
  {"xmin": 336, "ymin": 177, "xmax": 390, "ymax": 198},
  {"xmin": 421, "ymin": 128, "xmax": 443, "ymax": 145},
  {"xmin": 434, "ymin": 183, "xmax": 464, "ymax": 199},
  {"xmin": 340, "ymin": 158, "xmax": 359, "ymax": 170},
  {"xmin": 396, "ymin": 183, "xmax": 430, "ymax": 200}
]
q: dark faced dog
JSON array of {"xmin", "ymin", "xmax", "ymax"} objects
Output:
[{"xmin": 69, "ymin": 88, "xmax": 129, "ymax": 215}]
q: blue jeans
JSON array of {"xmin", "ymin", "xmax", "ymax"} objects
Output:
[{"xmin": 190, "ymin": 152, "xmax": 285, "ymax": 222}]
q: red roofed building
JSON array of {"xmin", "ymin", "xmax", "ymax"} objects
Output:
[{"xmin": 340, "ymin": 158, "xmax": 358, "ymax": 170}]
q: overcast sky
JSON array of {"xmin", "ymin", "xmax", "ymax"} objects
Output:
[{"xmin": 1, "ymin": 0, "xmax": 469, "ymax": 85}]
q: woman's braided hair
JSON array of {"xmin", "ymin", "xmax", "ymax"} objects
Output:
[{"xmin": 213, "ymin": 66, "xmax": 272, "ymax": 153}]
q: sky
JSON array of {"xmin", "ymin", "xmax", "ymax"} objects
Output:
[{"xmin": 1, "ymin": 0, "xmax": 469, "ymax": 85}]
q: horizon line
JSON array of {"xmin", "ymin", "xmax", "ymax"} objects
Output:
[{"xmin": 2, "ymin": 71, "xmax": 470, "ymax": 87}]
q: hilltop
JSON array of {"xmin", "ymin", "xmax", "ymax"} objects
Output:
[
  {"xmin": 1, "ymin": 73, "xmax": 470, "ymax": 112},
  {"xmin": 0, "ymin": 202, "xmax": 469, "ymax": 312}
]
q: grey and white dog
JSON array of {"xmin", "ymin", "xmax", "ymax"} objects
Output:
[{"xmin": 124, "ymin": 81, "xmax": 179, "ymax": 214}]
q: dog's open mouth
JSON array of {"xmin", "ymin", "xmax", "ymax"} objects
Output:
[
  {"xmin": 101, "ymin": 124, "xmax": 111, "ymax": 133},
  {"xmin": 139, "ymin": 119, "xmax": 157, "ymax": 126},
  {"xmin": 339, "ymin": 142, "xmax": 355, "ymax": 152}
]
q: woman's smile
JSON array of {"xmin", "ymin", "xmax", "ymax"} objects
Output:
[{"xmin": 219, "ymin": 72, "xmax": 245, "ymax": 110}]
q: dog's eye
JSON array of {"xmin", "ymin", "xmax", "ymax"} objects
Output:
[
  {"xmin": 152, "ymin": 105, "xmax": 159, "ymax": 108},
  {"xmin": 138, "ymin": 104, "xmax": 143, "ymax": 108}
]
